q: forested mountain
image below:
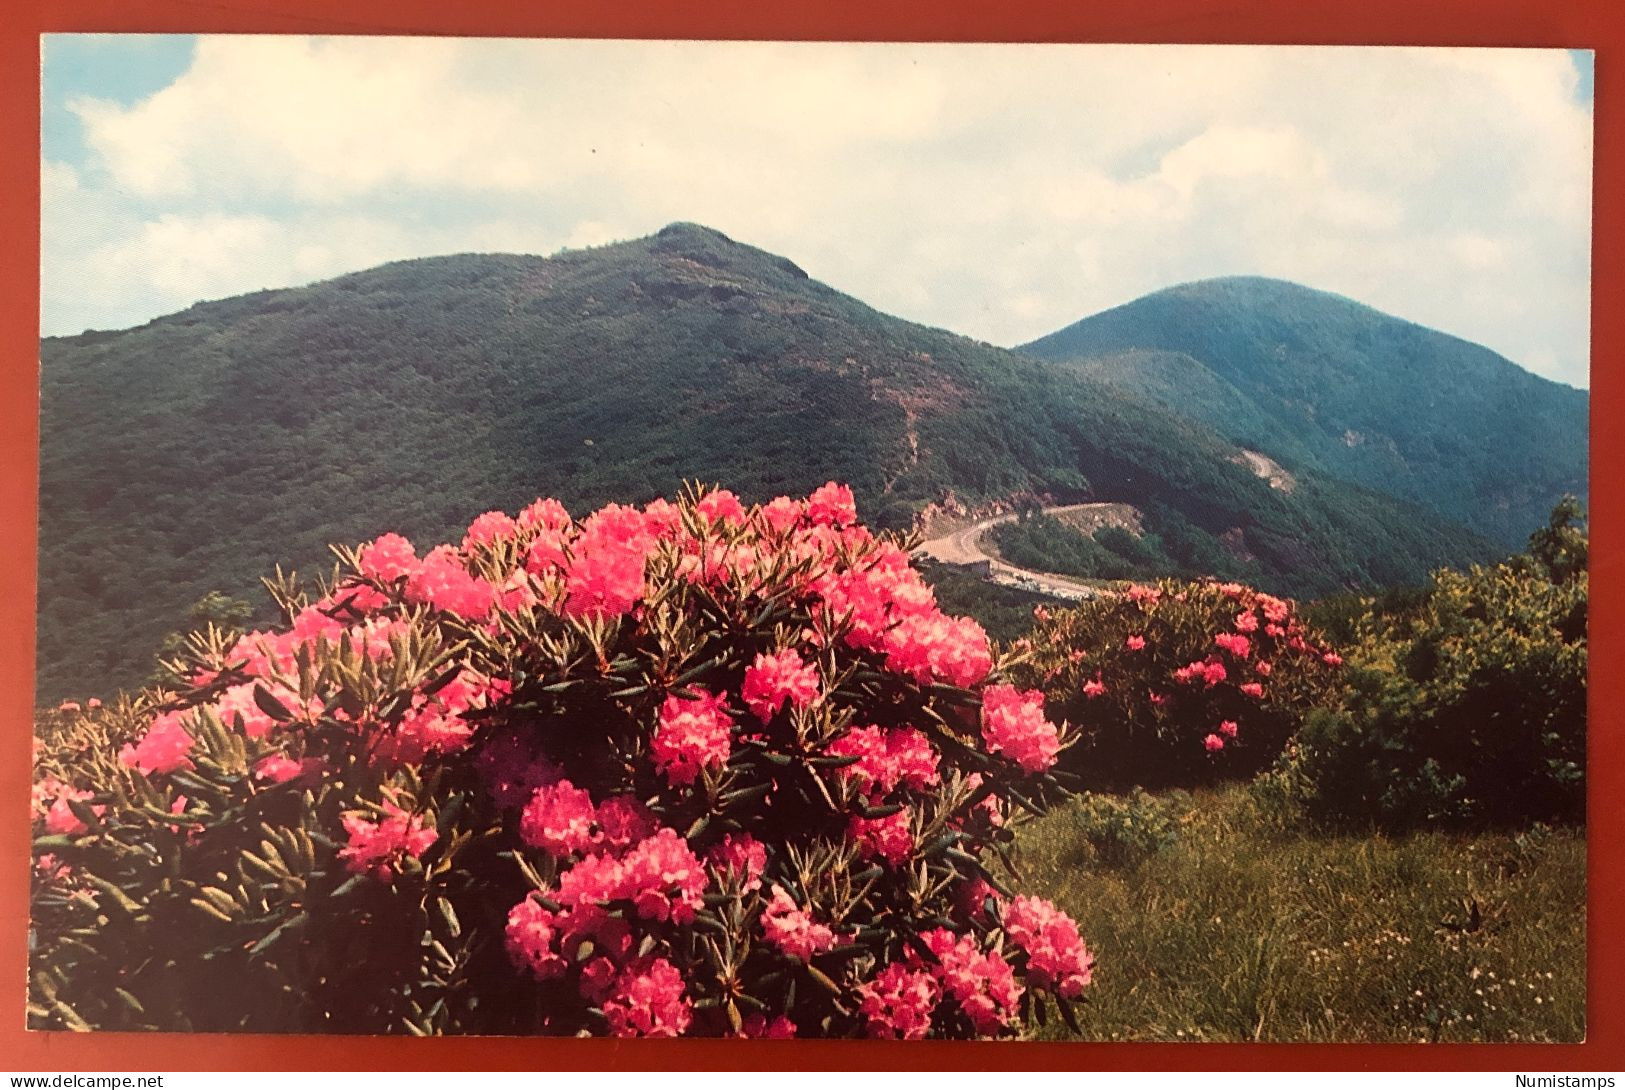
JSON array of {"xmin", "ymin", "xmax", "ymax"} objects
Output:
[
  {"xmin": 1020, "ymin": 276, "xmax": 1588, "ymax": 547},
  {"xmin": 37, "ymin": 226, "xmax": 1496, "ymax": 699}
]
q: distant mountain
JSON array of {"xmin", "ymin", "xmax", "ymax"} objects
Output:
[
  {"xmin": 1020, "ymin": 276, "xmax": 1588, "ymax": 547},
  {"xmin": 37, "ymin": 228, "xmax": 1495, "ymax": 699}
]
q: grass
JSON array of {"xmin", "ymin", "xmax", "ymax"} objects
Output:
[{"xmin": 1014, "ymin": 783, "xmax": 1585, "ymax": 1042}]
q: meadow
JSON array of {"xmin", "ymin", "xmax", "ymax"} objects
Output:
[{"xmin": 1017, "ymin": 784, "xmax": 1585, "ymax": 1043}]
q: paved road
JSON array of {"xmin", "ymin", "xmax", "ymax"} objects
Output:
[{"xmin": 913, "ymin": 504, "xmax": 1116, "ymax": 601}]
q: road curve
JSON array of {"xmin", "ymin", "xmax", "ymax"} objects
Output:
[{"xmin": 913, "ymin": 504, "xmax": 1120, "ymax": 601}]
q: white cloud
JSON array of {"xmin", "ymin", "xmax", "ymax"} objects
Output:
[{"xmin": 45, "ymin": 39, "xmax": 1592, "ymax": 388}]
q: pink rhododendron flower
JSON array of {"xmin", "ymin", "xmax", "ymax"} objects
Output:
[
  {"xmin": 211, "ymin": 682, "xmax": 280, "ymax": 739},
  {"xmin": 462, "ymin": 510, "xmax": 518, "ymax": 550},
  {"xmin": 1234, "ymin": 610, "xmax": 1260, "ymax": 633},
  {"xmin": 35, "ymin": 853, "xmax": 71, "ymax": 882},
  {"xmin": 1003, "ymin": 895, "xmax": 1095, "ymax": 998},
  {"xmin": 760, "ymin": 885, "xmax": 839, "ymax": 961},
  {"xmin": 954, "ymin": 876, "xmax": 1003, "ymax": 923},
  {"xmin": 916, "ymin": 928, "xmax": 1022, "ymax": 1035},
  {"xmin": 518, "ymin": 496, "xmax": 571, "ymax": 535},
  {"xmin": 43, "ymin": 784, "xmax": 101, "ymax": 836},
  {"xmin": 1125, "ymin": 584, "xmax": 1162, "ymax": 605},
  {"xmin": 253, "ymin": 754, "xmax": 304, "ymax": 784},
  {"xmin": 882, "ymin": 613, "xmax": 993, "ymax": 689},
  {"xmin": 118, "ymin": 710, "xmax": 195, "ymax": 776},
  {"xmin": 650, "ymin": 689, "xmax": 733, "ymax": 786},
  {"xmin": 1125, "ymin": 634, "xmax": 1146, "ymax": 651},
  {"xmin": 1322, "ymin": 652, "xmax": 1344, "ymax": 667},
  {"xmin": 87, "ymin": 698, "xmax": 102, "ymax": 709},
  {"xmin": 1255, "ymin": 660, "xmax": 1273, "ymax": 676},
  {"xmin": 1239, "ymin": 682, "xmax": 1265, "ymax": 699},
  {"xmin": 505, "ymin": 894, "xmax": 567, "ymax": 981},
  {"xmin": 1214, "ymin": 632, "xmax": 1252, "ymax": 658},
  {"xmin": 829, "ymin": 725, "xmax": 940, "ymax": 793},
  {"xmin": 706, "ymin": 833, "xmax": 767, "ymax": 891},
  {"xmin": 594, "ymin": 795, "xmax": 658, "ymax": 854},
  {"xmin": 759, "ymin": 496, "xmax": 805, "ymax": 534},
  {"xmin": 338, "ymin": 804, "xmax": 437, "ymax": 882},
  {"xmin": 406, "ymin": 545, "xmax": 498, "ymax": 621},
  {"xmin": 979, "ymin": 685, "xmax": 1060, "ymax": 773},
  {"xmin": 556, "ymin": 829, "xmax": 707, "ymax": 925},
  {"xmin": 1082, "ymin": 677, "xmax": 1106, "ymax": 699},
  {"xmin": 57, "ymin": 701, "xmax": 80, "ymax": 713},
  {"xmin": 564, "ymin": 503, "xmax": 656, "ymax": 619},
  {"xmin": 520, "ymin": 780, "xmax": 601, "ymax": 857},
  {"xmin": 358, "ymin": 532, "xmax": 419, "ymax": 583},
  {"xmin": 849, "ymin": 808, "xmax": 914, "ymax": 865},
  {"xmin": 1203, "ymin": 733, "xmax": 1225, "ymax": 752},
  {"xmin": 806, "ymin": 481, "xmax": 858, "ymax": 527},
  {"xmin": 1219, "ymin": 719, "xmax": 1239, "ymax": 738},
  {"xmin": 858, "ymin": 962, "xmax": 940, "ymax": 1039},
  {"xmin": 695, "ymin": 489, "xmax": 747, "ymax": 526},
  {"xmin": 741, "ymin": 647, "xmax": 821, "ymax": 722},
  {"xmin": 601, "ymin": 957, "xmax": 692, "ymax": 1038}
]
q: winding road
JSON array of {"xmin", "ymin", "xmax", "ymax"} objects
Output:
[{"xmin": 912, "ymin": 503, "xmax": 1124, "ymax": 601}]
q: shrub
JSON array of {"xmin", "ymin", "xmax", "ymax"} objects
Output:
[
  {"xmin": 1292, "ymin": 503, "xmax": 1587, "ymax": 829},
  {"xmin": 1068, "ymin": 788, "xmax": 1181, "ymax": 868},
  {"xmin": 1013, "ymin": 580, "xmax": 1343, "ymax": 789},
  {"xmin": 30, "ymin": 483, "xmax": 1098, "ymax": 1038}
]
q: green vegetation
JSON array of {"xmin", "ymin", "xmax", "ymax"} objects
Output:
[
  {"xmin": 916, "ymin": 559, "xmax": 1052, "ymax": 644},
  {"xmin": 990, "ymin": 512, "xmax": 1174, "ymax": 581},
  {"xmin": 37, "ymin": 227, "xmax": 1501, "ymax": 701},
  {"xmin": 1290, "ymin": 500, "xmax": 1588, "ymax": 829},
  {"xmin": 1016, "ymin": 784, "xmax": 1584, "ymax": 1042},
  {"xmin": 1022, "ymin": 276, "xmax": 1589, "ymax": 548}
]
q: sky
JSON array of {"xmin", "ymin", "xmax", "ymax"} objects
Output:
[{"xmin": 40, "ymin": 37, "xmax": 1595, "ymax": 389}]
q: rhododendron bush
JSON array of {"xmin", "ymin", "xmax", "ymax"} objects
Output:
[
  {"xmin": 31, "ymin": 484, "xmax": 1096, "ymax": 1037},
  {"xmin": 1012, "ymin": 580, "xmax": 1342, "ymax": 789}
]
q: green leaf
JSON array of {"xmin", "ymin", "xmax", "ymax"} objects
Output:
[{"xmin": 252, "ymin": 685, "xmax": 296, "ymax": 722}]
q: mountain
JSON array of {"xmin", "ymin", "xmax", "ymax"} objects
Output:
[
  {"xmin": 36, "ymin": 226, "xmax": 1496, "ymax": 700},
  {"xmin": 1019, "ymin": 276, "xmax": 1588, "ymax": 547}
]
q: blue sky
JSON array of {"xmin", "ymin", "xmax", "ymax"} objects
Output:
[{"xmin": 41, "ymin": 37, "xmax": 1595, "ymax": 388}]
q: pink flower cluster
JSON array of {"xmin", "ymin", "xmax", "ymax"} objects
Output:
[
  {"xmin": 118, "ymin": 710, "xmax": 195, "ymax": 776},
  {"xmin": 338, "ymin": 804, "xmax": 438, "ymax": 882},
  {"xmin": 1002, "ymin": 896, "xmax": 1095, "ymax": 998},
  {"xmin": 553, "ymin": 828, "xmax": 707, "ymax": 925},
  {"xmin": 650, "ymin": 689, "xmax": 733, "ymax": 786},
  {"xmin": 599, "ymin": 957, "xmax": 693, "ymax": 1038},
  {"xmin": 828, "ymin": 725, "xmax": 940, "ymax": 794},
  {"xmin": 857, "ymin": 962, "xmax": 941, "ymax": 1039},
  {"xmin": 741, "ymin": 647, "xmax": 822, "ymax": 722},
  {"xmin": 520, "ymin": 780, "xmax": 655, "ymax": 858},
  {"xmin": 33, "ymin": 777, "xmax": 102, "ymax": 836},
  {"xmin": 916, "ymin": 928, "xmax": 1023, "ymax": 1035},
  {"xmin": 705, "ymin": 833, "xmax": 767, "ymax": 891},
  {"xmin": 760, "ymin": 885, "xmax": 840, "ymax": 961},
  {"xmin": 1213, "ymin": 632, "xmax": 1252, "ymax": 658},
  {"xmin": 849, "ymin": 809, "xmax": 914, "ymax": 865},
  {"xmin": 1173, "ymin": 659, "xmax": 1229, "ymax": 687},
  {"xmin": 979, "ymin": 685, "xmax": 1061, "ymax": 772},
  {"xmin": 565, "ymin": 503, "xmax": 659, "ymax": 619}
]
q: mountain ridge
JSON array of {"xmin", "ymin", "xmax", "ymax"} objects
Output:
[
  {"xmin": 36, "ymin": 224, "xmax": 1503, "ymax": 699},
  {"xmin": 1020, "ymin": 274, "xmax": 1588, "ymax": 546}
]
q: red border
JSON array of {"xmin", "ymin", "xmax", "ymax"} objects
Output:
[{"xmin": 3, "ymin": 0, "xmax": 1618, "ymax": 1072}]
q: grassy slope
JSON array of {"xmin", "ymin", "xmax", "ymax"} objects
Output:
[
  {"xmin": 39, "ymin": 228, "xmax": 1495, "ymax": 700},
  {"xmin": 1016, "ymin": 785, "xmax": 1584, "ymax": 1042},
  {"xmin": 1021, "ymin": 276, "xmax": 1589, "ymax": 548}
]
